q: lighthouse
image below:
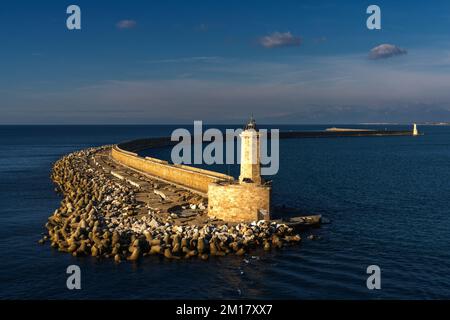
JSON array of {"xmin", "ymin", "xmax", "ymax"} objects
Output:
[
  {"xmin": 207, "ymin": 117, "xmax": 271, "ymax": 222},
  {"xmin": 239, "ymin": 117, "xmax": 262, "ymax": 185},
  {"xmin": 413, "ymin": 123, "xmax": 419, "ymax": 136}
]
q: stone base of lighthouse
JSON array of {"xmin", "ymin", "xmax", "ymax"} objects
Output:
[{"xmin": 207, "ymin": 182, "xmax": 271, "ymax": 223}]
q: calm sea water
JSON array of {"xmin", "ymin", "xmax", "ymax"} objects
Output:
[{"xmin": 0, "ymin": 125, "xmax": 449, "ymax": 299}]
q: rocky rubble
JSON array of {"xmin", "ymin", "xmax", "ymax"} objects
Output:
[{"xmin": 40, "ymin": 146, "xmax": 302, "ymax": 262}]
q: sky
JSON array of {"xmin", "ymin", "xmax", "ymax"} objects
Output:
[{"xmin": 1, "ymin": 0, "xmax": 450, "ymax": 124}]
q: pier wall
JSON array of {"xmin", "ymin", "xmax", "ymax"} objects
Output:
[{"xmin": 111, "ymin": 145, "xmax": 234, "ymax": 195}]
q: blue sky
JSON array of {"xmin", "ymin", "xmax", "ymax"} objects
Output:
[{"xmin": 1, "ymin": 0, "xmax": 450, "ymax": 124}]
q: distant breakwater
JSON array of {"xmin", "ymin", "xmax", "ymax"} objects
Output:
[
  {"xmin": 118, "ymin": 129, "xmax": 414, "ymax": 152},
  {"xmin": 277, "ymin": 129, "xmax": 414, "ymax": 139}
]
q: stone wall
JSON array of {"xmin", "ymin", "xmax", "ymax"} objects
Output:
[
  {"xmin": 208, "ymin": 182, "xmax": 271, "ymax": 222},
  {"xmin": 111, "ymin": 145, "xmax": 234, "ymax": 195}
]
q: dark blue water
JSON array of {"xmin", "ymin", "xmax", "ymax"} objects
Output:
[{"xmin": 1, "ymin": 125, "xmax": 449, "ymax": 299}]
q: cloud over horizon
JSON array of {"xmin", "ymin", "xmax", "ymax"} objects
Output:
[
  {"xmin": 259, "ymin": 32, "xmax": 302, "ymax": 48},
  {"xmin": 116, "ymin": 19, "xmax": 137, "ymax": 29},
  {"xmin": 369, "ymin": 44, "xmax": 407, "ymax": 60},
  {"xmin": 6, "ymin": 52, "xmax": 450, "ymax": 124}
]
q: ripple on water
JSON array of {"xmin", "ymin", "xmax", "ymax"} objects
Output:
[{"xmin": 2, "ymin": 125, "xmax": 450, "ymax": 299}]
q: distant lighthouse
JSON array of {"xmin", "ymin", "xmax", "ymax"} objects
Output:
[
  {"xmin": 239, "ymin": 116, "xmax": 262, "ymax": 185},
  {"xmin": 413, "ymin": 123, "xmax": 419, "ymax": 136}
]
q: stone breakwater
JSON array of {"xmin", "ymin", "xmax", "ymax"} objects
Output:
[{"xmin": 40, "ymin": 146, "xmax": 301, "ymax": 262}]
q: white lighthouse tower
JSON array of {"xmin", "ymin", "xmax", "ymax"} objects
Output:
[
  {"xmin": 239, "ymin": 117, "xmax": 262, "ymax": 185},
  {"xmin": 413, "ymin": 123, "xmax": 419, "ymax": 136}
]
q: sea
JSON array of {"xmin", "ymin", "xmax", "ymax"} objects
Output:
[{"xmin": 0, "ymin": 124, "xmax": 449, "ymax": 299}]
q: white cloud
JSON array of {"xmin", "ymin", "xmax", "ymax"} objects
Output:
[
  {"xmin": 369, "ymin": 44, "xmax": 407, "ymax": 60},
  {"xmin": 259, "ymin": 32, "xmax": 302, "ymax": 48},
  {"xmin": 116, "ymin": 20, "xmax": 137, "ymax": 30}
]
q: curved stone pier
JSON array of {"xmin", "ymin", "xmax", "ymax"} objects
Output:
[{"xmin": 40, "ymin": 141, "xmax": 301, "ymax": 262}]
